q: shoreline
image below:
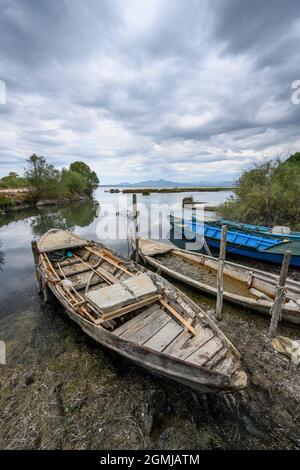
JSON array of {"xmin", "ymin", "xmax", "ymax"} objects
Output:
[
  {"xmin": 107, "ymin": 186, "xmax": 235, "ymax": 194},
  {"xmin": 0, "ymin": 188, "xmax": 93, "ymax": 215}
]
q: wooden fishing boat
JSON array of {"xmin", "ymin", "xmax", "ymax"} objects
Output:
[
  {"xmin": 170, "ymin": 215, "xmax": 300, "ymax": 268},
  {"xmin": 32, "ymin": 229, "xmax": 247, "ymax": 393},
  {"xmin": 138, "ymin": 239, "xmax": 300, "ymax": 325}
]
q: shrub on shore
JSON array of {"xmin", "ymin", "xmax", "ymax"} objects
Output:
[
  {"xmin": 23, "ymin": 154, "xmax": 99, "ymax": 200},
  {"xmin": 218, "ymin": 153, "xmax": 300, "ymax": 230},
  {"xmin": 0, "ymin": 155, "xmax": 99, "ymax": 204},
  {"xmin": 0, "ymin": 172, "xmax": 26, "ymax": 189}
]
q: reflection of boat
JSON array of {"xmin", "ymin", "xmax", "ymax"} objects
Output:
[
  {"xmin": 138, "ymin": 239, "xmax": 300, "ymax": 325},
  {"xmin": 211, "ymin": 218, "xmax": 300, "ymax": 242},
  {"xmin": 33, "ymin": 229, "xmax": 247, "ymax": 393},
  {"xmin": 170, "ymin": 215, "xmax": 300, "ymax": 268}
]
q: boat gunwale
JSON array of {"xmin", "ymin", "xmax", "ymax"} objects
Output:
[{"xmin": 36, "ymin": 231, "xmax": 246, "ymax": 391}]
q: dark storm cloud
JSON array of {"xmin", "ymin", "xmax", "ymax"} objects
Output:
[
  {"xmin": 0, "ymin": 0, "xmax": 300, "ymax": 182},
  {"xmin": 214, "ymin": 0, "xmax": 300, "ymax": 55}
]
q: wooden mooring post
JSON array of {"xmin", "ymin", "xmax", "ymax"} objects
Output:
[
  {"xmin": 31, "ymin": 240, "xmax": 42, "ymax": 293},
  {"xmin": 216, "ymin": 225, "xmax": 227, "ymax": 320},
  {"xmin": 268, "ymin": 251, "xmax": 292, "ymax": 338},
  {"xmin": 132, "ymin": 194, "xmax": 139, "ymax": 263}
]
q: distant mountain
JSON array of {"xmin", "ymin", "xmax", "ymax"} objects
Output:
[{"xmin": 102, "ymin": 179, "xmax": 235, "ymax": 188}]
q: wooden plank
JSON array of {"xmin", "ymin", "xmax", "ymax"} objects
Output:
[
  {"xmin": 187, "ymin": 337, "xmax": 223, "ymax": 366},
  {"xmin": 94, "ymin": 295, "xmax": 161, "ymax": 324},
  {"xmin": 76, "ymin": 279, "xmax": 105, "ymax": 291},
  {"xmin": 59, "ymin": 264, "xmax": 91, "ymax": 277},
  {"xmin": 213, "ymin": 353, "xmax": 237, "ymax": 375},
  {"xmin": 160, "ymin": 299, "xmax": 197, "ymax": 336},
  {"xmin": 205, "ymin": 347, "xmax": 228, "ymax": 369},
  {"xmin": 143, "ymin": 320, "xmax": 183, "ymax": 352},
  {"xmin": 174, "ymin": 328, "xmax": 214, "ymax": 360},
  {"xmin": 139, "ymin": 239, "xmax": 173, "ymax": 256},
  {"xmin": 126, "ymin": 311, "xmax": 171, "ymax": 344},
  {"xmin": 163, "ymin": 330, "xmax": 191, "ymax": 355},
  {"xmin": 113, "ymin": 304, "xmax": 159, "ymax": 336},
  {"xmin": 121, "ymin": 307, "xmax": 163, "ymax": 339}
]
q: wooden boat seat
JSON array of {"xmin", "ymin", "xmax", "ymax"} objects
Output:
[{"xmin": 85, "ymin": 273, "xmax": 158, "ymax": 314}]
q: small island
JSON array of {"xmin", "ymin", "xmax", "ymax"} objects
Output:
[{"xmin": 0, "ymin": 154, "xmax": 99, "ymax": 213}]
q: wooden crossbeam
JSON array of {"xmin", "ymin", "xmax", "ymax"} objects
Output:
[
  {"xmin": 159, "ymin": 299, "xmax": 197, "ymax": 336},
  {"xmin": 86, "ymin": 246, "xmax": 134, "ymax": 277},
  {"xmin": 72, "ymin": 253, "xmax": 115, "ymax": 285},
  {"xmin": 42, "ymin": 253, "xmax": 99, "ymax": 324}
]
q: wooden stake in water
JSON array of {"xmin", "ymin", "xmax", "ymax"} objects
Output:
[
  {"xmin": 216, "ymin": 225, "xmax": 227, "ymax": 320},
  {"xmin": 268, "ymin": 251, "xmax": 292, "ymax": 338},
  {"xmin": 31, "ymin": 240, "xmax": 42, "ymax": 293},
  {"xmin": 132, "ymin": 193, "xmax": 139, "ymax": 263}
]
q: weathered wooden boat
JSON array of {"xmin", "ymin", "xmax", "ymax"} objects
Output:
[
  {"xmin": 138, "ymin": 239, "xmax": 300, "ymax": 325},
  {"xmin": 32, "ymin": 229, "xmax": 247, "ymax": 393},
  {"xmin": 170, "ymin": 215, "xmax": 300, "ymax": 268},
  {"xmin": 212, "ymin": 218, "xmax": 300, "ymax": 242}
]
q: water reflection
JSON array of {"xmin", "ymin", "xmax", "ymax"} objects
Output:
[
  {"xmin": 30, "ymin": 200, "xmax": 99, "ymax": 237},
  {"xmin": 0, "ymin": 199, "xmax": 100, "ymax": 315},
  {"xmin": 0, "ymin": 240, "xmax": 4, "ymax": 271}
]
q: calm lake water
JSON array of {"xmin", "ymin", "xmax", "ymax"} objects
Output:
[{"xmin": 0, "ymin": 188, "xmax": 232, "ymax": 318}]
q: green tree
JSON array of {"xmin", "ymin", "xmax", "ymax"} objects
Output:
[
  {"xmin": 60, "ymin": 168, "xmax": 88, "ymax": 196},
  {"xmin": 69, "ymin": 161, "xmax": 99, "ymax": 193},
  {"xmin": 24, "ymin": 154, "xmax": 60, "ymax": 198}
]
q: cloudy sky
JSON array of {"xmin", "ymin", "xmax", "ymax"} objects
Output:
[{"xmin": 0, "ymin": 0, "xmax": 300, "ymax": 183}]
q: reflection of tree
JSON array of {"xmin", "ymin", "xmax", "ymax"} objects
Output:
[
  {"xmin": 30, "ymin": 209, "xmax": 75, "ymax": 237},
  {"xmin": 0, "ymin": 207, "xmax": 38, "ymax": 229},
  {"xmin": 0, "ymin": 240, "xmax": 4, "ymax": 271},
  {"xmin": 60, "ymin": 200, "xmax": 99, "ymax": 227},
  {"xmin": 30, "ymin": 200, "xmax": 99, "ymax": 237}
]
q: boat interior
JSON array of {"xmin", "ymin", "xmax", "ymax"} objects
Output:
[
  {"xmin": 139, "ymin": 239, "xmax": 300, "ymax": 308},
  {"xmin": 37, "ymin": 231, "xmax": 243, "ymax": 380}
]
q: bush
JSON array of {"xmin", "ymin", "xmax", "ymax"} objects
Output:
[
  {"xmin": 218, "ymin": 154, "xmax": 300, "ymax": 229},
  {"xmin": 0, "ymin": 172, "xmax": 26, "ymax": 189},
  {"xmin": 24, "ymin": 154, "xmax": 60, "ymax": 199},
  {"xmin": 69, "ymin": 161, "xmax": 99, "ymax": 194},
  {"xmin": 60, "ymin": 169, "xmax": 88, "ymax": 197},
  {"xmin": 0, "ymin": 196, "xmax": 15, "ymax": 207}
]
